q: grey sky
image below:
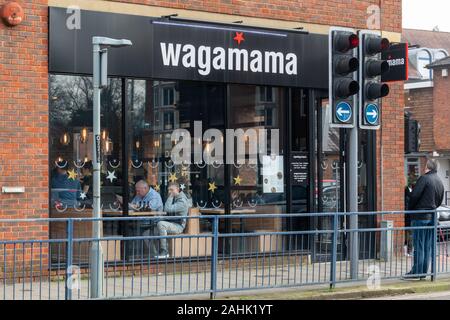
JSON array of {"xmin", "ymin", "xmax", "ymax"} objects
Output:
[{"xmin": 403, "ymin": 0, "xmax": 450, "ymax": 32}]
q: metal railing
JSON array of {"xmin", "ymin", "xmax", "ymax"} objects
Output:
[{"xmin": 0, "ymin": 210, "xmax": 449, "ymax": 300}]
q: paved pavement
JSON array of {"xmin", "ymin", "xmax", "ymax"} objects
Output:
[
  {"xmin": 366, "ymin": 291, "xmax": 450, "ymax": 300},
  {"xmin": 1, "ymin": 252, "xmax": 450, "ymax": 300}
]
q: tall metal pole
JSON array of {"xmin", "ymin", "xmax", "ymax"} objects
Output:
[
  {"xmin": 348, "ymin": 122, "xmax": 359, "ymax": 279},
  {"xmin": 90, "ymin": 42, "xmax": 104, "ymax": 298},
  {"xmin": 89, "ymin": 37, "xmax": 132, "ymax": 299}
]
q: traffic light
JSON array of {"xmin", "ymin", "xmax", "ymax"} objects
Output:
[
  {"xmin": 405, "ymin": 114, "xmax": 421, "ymax": 153},
  {"xmin": 359, "ymin": 30, "xmax": 390, "ymax": 129},
  {"xmin": 329, "ymin": 27, "xmax": 360, "ymax": 128}
]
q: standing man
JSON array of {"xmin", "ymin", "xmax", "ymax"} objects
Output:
[{"xmin": 403, "ymin": 159, "xmax": 444, "ymax": 279}]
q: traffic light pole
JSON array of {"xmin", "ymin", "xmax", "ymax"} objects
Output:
[
  {"xmin": 348, "ymin": 122, "xmax": 359, "ymax": 279},
  {"xmin": 328, "ymin": 27, "xmax": 361, "ymax": 279}
]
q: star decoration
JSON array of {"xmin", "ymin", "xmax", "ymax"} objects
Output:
[
  {"xmin": 168, "ymin": 172, "xmax": 178, "ymax": 183},
  {"xmin": 208, "ymin": 181, "xmax": 218, "ymax": 193},
  {"xmin": 180, "ymin": 183, "xmax": 186, "ymax": 191},
  {"xmin": 106, "ymin": 170, "xmax": 117, "ymax": 183},
  {"xmin": 154, "ymin": 184, "xmax": 160, "ymax": 192},
  {"xmin": 79, "ymin": 192, "xmax": 87, "ymax": 200},
  {"xmin": 181, "ymin": 169, "xmax": 189, "ymax": 177},
  {"xmin": 233, "ymin": 32, "xmax": 245, "ymax": 45},
  {"xmin": 67, "ymin": 169, "xmax": 77, "ymax": 180},
  {"xmin": 233, "ymin": 175, "xmax": 242, "ymax": 185}
]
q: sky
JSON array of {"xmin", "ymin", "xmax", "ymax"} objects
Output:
[{"xmin": 403, "ymin": 0, "xmax": 450, "ymax": 32}]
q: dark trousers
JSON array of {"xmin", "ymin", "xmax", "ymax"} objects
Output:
[{"xmin": 411, "ymin": 220, "xmax": 433, "ymax": 276}]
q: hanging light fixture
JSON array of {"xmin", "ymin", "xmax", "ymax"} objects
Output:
[
  {"xmin": 80, "ymin": 127, "xmax": 88, "ymax": 143},
  {"xmin": 101, "ymin": 129, "xmax": 108, "ymax": 140},
  {"xmin": 59, "ymin": 132, "xmax": 70, "ymax": 146},
  {"xmin": 105, "ymin": 138, "xmax": 113, "ymax": 153},
  {"xmin": 135, "ymin": 140, "xmax": 140, "ymax": 149}
]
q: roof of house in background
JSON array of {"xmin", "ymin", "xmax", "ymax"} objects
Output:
[
  {"xmin": 427, "ymin": 55, "xmax": 450, "ymax": 68},
  {"xmin": 402, "ymin": 28, "xmax": 450, "ymax": 53}
]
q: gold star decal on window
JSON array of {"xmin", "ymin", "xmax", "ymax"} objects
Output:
[
  {"xmin": 168, "ymin": 172, "xmax": 178, "ymax": 183},
  {"xmin": 233, "ymin": 175, "xmax": 242, "ymax": 185},
  {"xmin": 181, "ymin": 169, "xmax": 189, "ymax": 177},
  {"xmin": 67, "ymin": 169, "xmax": 77, "ymax": 180},
  {"xmin": 154, "ymin": 184, "xmax": 160, "ymax": 192},
  {"xmin": 208, "ymin": 181, "xmax": 217, "ymax": 193}
]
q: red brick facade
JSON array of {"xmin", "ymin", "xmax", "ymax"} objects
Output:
[
  {"xmin": 406, "ymin": 87, "xmax": 434, "ymax": 152},
  {"xmin": 433, "ymin": 68, "xmax": 450, "ymax": 152},
  {"xmin": 0, "ymin": 1, "xmax": 404, "ymax": 235},
  {"xmin": 0, "ymin": 0, "xmax": 49, "ymax": 235}
]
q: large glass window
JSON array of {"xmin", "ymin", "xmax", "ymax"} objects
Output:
[
  {"xmin": 228, "ymin": 85, "xmax": 286, "ymax": 232},
  {"xmin": 49, "ymin": 75, "xmax": 123, "ymax": 216},
  {"xmin": 126, "ymin": 80, "xmax": 226, "ymax": 210},
  {"xmin": 48, "ymin": 75, "xmax": 376, "ymax": 261}
]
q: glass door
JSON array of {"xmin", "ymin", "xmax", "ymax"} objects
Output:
[{"xmin": 314, "ymin": 91, "xmax": 346, "ymax": 262}]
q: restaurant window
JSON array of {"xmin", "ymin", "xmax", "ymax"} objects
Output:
[
  {"xmin": 49, "ymin": 74, "xmax": 123, "ymax": 262},
  {"xmin": 228, "ymin": 85, "xmax": 287, "ymax": 253},
  {"xmin": 49, "ymin": 75, "xmax": 123, "ymax": 214},
  {"xmin": 125, "ymin": 80, "xmax": 226, "ymax": 257}
]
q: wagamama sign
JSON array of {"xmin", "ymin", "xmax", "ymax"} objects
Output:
[{"xmin": 159, "ymin": 42, "xmax": 298, "ymax": 76}]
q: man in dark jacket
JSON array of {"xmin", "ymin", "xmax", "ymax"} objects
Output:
[{"xmin": 403, "ymin": 159, "xmax": 444, "ymax": 279}]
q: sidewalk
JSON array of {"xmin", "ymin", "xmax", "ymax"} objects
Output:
[{"xmin": 216, "ymin": 275, "xmax": 450, "ymax": 300}]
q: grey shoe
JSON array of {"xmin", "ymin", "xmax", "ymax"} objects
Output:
[{"xmin": 401, "ymin": 271, "xmax": 421, "ymax": 280}]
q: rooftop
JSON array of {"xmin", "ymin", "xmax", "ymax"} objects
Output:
[
  {"xmin": 427, "ymin": 55, "xmax": 450, "ymax": 68},
  {"xmin": 403, "ymin": 28, "xmax": 450, "ymax": 53}
]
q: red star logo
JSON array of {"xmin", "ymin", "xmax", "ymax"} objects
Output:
[{"xmin": 233, "ymin": 32, "xmax": 245, "ymax": 45}]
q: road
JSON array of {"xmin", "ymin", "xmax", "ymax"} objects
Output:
[{"xmin": 366, "ymin": 291, "xmax": 450, "ymax": 300}]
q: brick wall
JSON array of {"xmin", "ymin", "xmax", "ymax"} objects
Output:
[
  {"xmin": 0, "ymin": 0, "xmax": 49, "ymax": 231},
  {"xmin": 116, "ymin": 0, "xmax": 401, "ymax": 32},
  {"xmin": 0, "ymin": 0, "xmax": 403, "ymax": 247},
  {"xmin": 406, "ymin": 87, "xmax": 434, "ymax": 152},
  {"xmin": 377, "ymin": 81, "xmax": 405, "ymax": 227},
  {"xmin": 433, "ymin": 68, "xmax": 450, "ymax": 151}
]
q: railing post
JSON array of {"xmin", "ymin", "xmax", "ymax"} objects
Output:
[
  {"xmin": 65, "ymin": 219, "xmax": 74, "ymax": 300},
  {"xmin": 210, "ymin": 216, "xmax": 219, "ymax": 299},
  {"xmin": 431, "ymin": 210, "xmax": 438, "ymax": 281},
  {"xmin": 330, "ymin": 212, "xmax": 338, "ymax": 289}
]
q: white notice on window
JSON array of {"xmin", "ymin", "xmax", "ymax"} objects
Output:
[{"xmin": 262, "ymin": 155, "xmax": 284, "ymax": 193}]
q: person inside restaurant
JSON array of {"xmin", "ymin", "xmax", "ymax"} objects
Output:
[
  {"xmin": 79, "ymin": 161, "xmax": 93, "ymax": 203},
  {"xmin": 116, "ymin": 180, "xmax": 163, "ymax": 211},
  {"xmin": 144, "ymin": 182, "xmax": 192, "ymax": 259},
  {"xmin": 51, "ymin": 161, "xmax": 82, "ymax": 208}
]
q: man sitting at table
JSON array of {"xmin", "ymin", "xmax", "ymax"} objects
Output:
[
  {"xmin": 51, "ymin": 163, "xmax": 81, "ymax": 208},
  {"xmin": 146, "ymin": 182, "xmax": 191, "ymax": 259},
  {"xmin": 116, "ymin": 180, "xmax": 163, "ymax": 211}
]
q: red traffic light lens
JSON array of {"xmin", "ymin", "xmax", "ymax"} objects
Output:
[
  {"xmin": 349, "ymin": 34, "xmax": 359, "ymax": 49},
  {"xmin": 381, "ymin": 38, "xmax": 390, "ymax": 51},
  {"xmin": 334, "ymin": 32, "xmax": 359, "ymax": 52}
]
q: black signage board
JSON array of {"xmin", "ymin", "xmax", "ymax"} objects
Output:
[
  {"xmin": 381, "ymin": 43, "xmax": 408, "ymax": 82},
  {"xmin": 290, "ymin": 153, "xmax": 309, "ymax": 185},
  {"xmin": 49, "ymin": 7, "xmax": 328, "ymax": 88}
]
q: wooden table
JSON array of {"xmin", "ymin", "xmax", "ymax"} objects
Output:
[
  {"xmin": 101, "ymin": 210, "xmax": 166, "ymax": 216},
  {"xmin": 199, "ymin": 208, "xmax": 256, "ymax": 215}
]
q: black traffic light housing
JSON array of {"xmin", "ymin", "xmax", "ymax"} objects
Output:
[
  {"xmin": 405, "ymin": 113, "xmax": 421, "ymax": 153},
  {"xmin": 329, "ymin": 27, "xmax": 360, "ymax": 128},
  {"xmin": 359, "ymin": 31, "xmax": 391, "ymax": 129}
]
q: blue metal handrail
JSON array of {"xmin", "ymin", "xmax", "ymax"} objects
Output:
[{"xmin": 0, "ymin": 209, "xmax": 448, "ymax": 300}]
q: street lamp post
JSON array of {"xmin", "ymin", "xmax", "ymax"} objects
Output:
[{"xmin": 90, "ymin": 37, "xmax": 132, "ymax": 299}]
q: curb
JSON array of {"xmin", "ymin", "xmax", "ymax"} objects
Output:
[{"xmin": 219, "ymin": 280, "xmax": 450, "ymax": 300}]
